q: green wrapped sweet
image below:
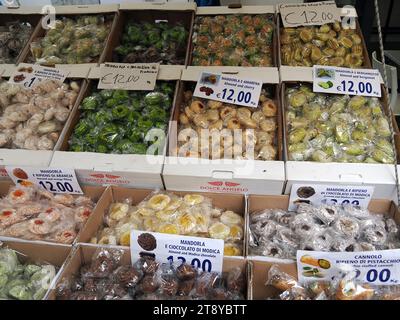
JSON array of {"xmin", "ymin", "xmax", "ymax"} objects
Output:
[
  {"xmin": 29, "ymin": 15, "xmax": 112, "ymax": 65},
  {"xmin": 69, "ymin": 81, "xmax": 175, "ymax": 154},
  {"xmin": 286, "ymin": 83, "xmax": 394, "ymax": 164}
]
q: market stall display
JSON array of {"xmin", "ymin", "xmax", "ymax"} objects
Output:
[
  {"xmin": 55, "ymin": 247, "xmax": 246, "ymax": 300},
  {"xmin": 285, "ymin": 83, "xmax": 394, "ymax": 164},
  {"xmin": 69, "ymin": 82, "xmax": 175, "ymax": 154},
  {"xmin": 176, "ymin": 87, "xmax": 278, "ymax": 160},
  {"xmin": 0, "ymin": 21, "xmax": 33, "ymax": 64},
  {"xmin": 0, "ymin": 79, "xmax": 80, "ymax": 151},
  {"xmin": 91, "ymin": 191, "xmax": 244, "ymax": 256},
  {"xmin": 0, "ymin": 185, "xmax": 96, "ymax": 244},
  {"xmin": 280, "ymin": 22, "xmax": 369, "ymax": 68},
  {"xmin": 0, "ymin": 243, "xmax": 57, "ymax": 300},
  {"xmin": 249, "ymin": 202, "xmax": 399, "ymax": 259},
  {"xmin": 265, "ymin": 264, "xmax": 400, "ymax": 300},
  {"xmin": 113, "ymin": 21, "xmax": 188, "ymax": 65},
  {"xmin": 191, "ymin": 14, "xmax": 275, "ymax": 67},
  {"xmin": 28, "ymin": 15, "xmax": 113, "ymax": 65}
]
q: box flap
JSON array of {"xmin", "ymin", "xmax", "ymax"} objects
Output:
[
  {"xmin": 2, "ymin": 64, "xmax": 17, "ymax": 78},
  {"xmin": 52, "ymin": 151, "xmax": 164, "ymax": 174},
  {"xmin": 280, "ymin": 66, "xmax": 313, "ymax": 82},
  {"xmin": 0, "ymin": 6, "xmax": 43, "ymax": 14},
  {"xmin": 54, "ymin": 64, "xmax": 93, "ymax": 78},
  {"xmin": 182, "ymin": 67, "xmax": 280, "ymax": 84},
  {"xmin": 197, "ymin": 5, "xmax": 275, "ymax": 15},
  {"xmin": 88, "ymin": 64, "xmax": 183, "ymax": 80},
  {"xmin": 52, "ymin": 4, "xmax": 119, "ymax": 14},
  {"xmin": 120, "ymin": 2, "xmax": 196, "ymax": 11},
  {"xmin": 0, "ymin": 149, "xmax": 53, "ymax": 167}
]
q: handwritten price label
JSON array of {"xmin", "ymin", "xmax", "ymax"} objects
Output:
[
  {"xmin": 98, "ymin": 63, "xmax": 159, "ymax": 91},
  {"xmin": 279, "ymin": 1, "xmax": 340, "ymax": 27}
]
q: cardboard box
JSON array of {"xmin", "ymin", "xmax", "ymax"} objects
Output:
[
  {"xmin": 0, "ymin": 6, "xmax": 43, "ymax": 70},
  {"xmin": 50, "ymin": 66, "xmax": 181, "ymax": 189},
  {"xmin": 281, "ymin": 77, "xmax": 397, "ymax": 199},
  {"xmin": 163, "ymin": 67, "xmax": 285, "ymax": 195},
  {"xmin": 104, "ymin": 3, "xmax": 196, "ymax": 67},
  {"xmin": 77, "ymin": 185, "xmax": 247, "ymax": 257},
  {"xmin": 0, "ymin": 180, "xmax": 106, "ymax": 245},
  {"xmin": 47, "ymin": 243, "xmax": 249, "ymax": 299},
  {"xmin": 246, "ymin": 194, "xmax": 400, "ymax": 262},
  {"xmin": 18, "ymin": 5, "xmax": 119, "ymax": 75},
  {"xmin": 0, "ymin": 238, "xmax": 72, "ymax": 300},
  {"xmin": 0, "ymin": 67, "xmax": 88, "ymax": 171},
  {"xmin": 189, "ymin": 5, "xmax": 277, "ymax": 68},
  {"xmin": 278, "ymin": 7, "xmax": 372, "ymax": 78}
]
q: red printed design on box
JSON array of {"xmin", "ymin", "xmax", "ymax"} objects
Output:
[{"xmin": 199, "ymin": 181, "xmax": 248, "ymax": 193}]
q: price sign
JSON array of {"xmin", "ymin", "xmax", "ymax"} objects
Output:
[
  {"xmin": 8, "ymin": 63, "xmax": 67, "ymax": 89},
  {"xmin": 279, "ymin": 1, "xmax": 340, "ymax": 27},
  {"xmin": 98, "ymin": 63, "xmax": 159, "ymax": 91},
  {"xmin": 131, "ymin": 230, "xmax": 224, "ymax": 273},
  {"xmin": 193, "ymin": 72, "xmax": 262, "ymax": 108},
  {"xmin": 289, "ymin": 184, "xmax": 374, "ymax": 211},
  {"xmin": 313, "ymin": 65, "xmax": 382, "ymax": 97},
  {"xmin": 297, "ymin": 250, "xmax": 400, "ymax": 285},
  {"xmin": 6, "ymin": 166, "xmax": 83, "ymax": 194}
]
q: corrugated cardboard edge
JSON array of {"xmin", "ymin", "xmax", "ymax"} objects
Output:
[
  {"xmin": 50, "ymin": 4, "xmax": 119, "ymax": 14},
  {"xmin": 182, "ymin": 66, "xmax": 280, "ymax": 84},
  {"xmin": 88, "ymin": 64, "xmax": 183, "ymax": 80},
  {"xmin": 197, "ymin": 5, "xmax": 275, "ymax": 15},
  {"xmin": 0, "ymin": 6, "xmax": 43, "ymax": 14},
  {"xmin": 120, "ymin": 3, "xmax": 196, "ymax": 11}
]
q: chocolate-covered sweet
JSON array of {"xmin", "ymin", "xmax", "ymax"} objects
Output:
[
  {"xmin": 140, "ymin": 275, "xmax": 159, "ymax": 294},
  {"xmin": 137, "ymin": 233, "xmax": 157, "ymax": 251},
  {"xmin": 115, "ymin": 266, "xmax": 143, "ymax": 288},
  {"xmin": 161, "ymin": 276, "xmax": 179, "ymax": 296},
  {"xmin": 177, "ymin": 279, "xmax": 195, "ymax": 296},
  {"xmin": 176, "ymin": 264, "xmax": 196, "ymax": 281},
  {"xmin": 70, "ymin": 291, "xmax": 99, "ymax": 300},
  {"xmin": 90, "ymin": 254, "xmax": 115, "ymax": 278},
  {"xmin": 195, "ymin": 272, "xmax": 219, "ymax": 296},
  {"xmin": 227, "ymin": 269, "xmax": 245, "ymax": 293}
]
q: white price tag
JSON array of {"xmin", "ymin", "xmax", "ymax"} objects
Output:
[
  {"xmin": 289, "ymin": 184, "xmax": 374, "ymax": 211},
  {"xmin": 98, "ymin": 63, "xmax": 159, "ymax": 91},
  {"xmin": 279, "ymin": 1, "xmax": 340, "ymax": 27},
  {"xmin": 193, "ymin": 72, "xmax": 262, "ymax": 108},
  {"xmin": 131, "ymin": 230, "xmax": 224, "ymax": 273},
  {"xmin": 297, "ymin": 250, "xmax": 400, "ymax": 285},
  {"xmin": 313, "ymin": 65, "xmax": 382, "ymax": 97},
  {"xmin": 8, "ymin": 63, "xmax": 67, "ymax": 89},
  {"xmin": 6, "ymin": 166, "xmax": 83, "ymax": 194}
]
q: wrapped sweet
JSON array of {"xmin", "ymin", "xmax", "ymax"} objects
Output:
[
  {"xmin": 286, "ymin": 83, "xmax": 394, "ymax": 164},
  {"xmin": 192, "ymin": 14, "xmax": 274, "ymax": 67},
  {"xmin": 176, "ymin": 87, "xmax": 278, "ymax": 160},
  {"xmin": 29, "ymin": 15, "xmax": 112, "ymax": 65},
  {"xmin": 249, "ymin": 203, "xmax": 400, "ymax": 259},
  {"xmin": 114, "ymin": 21, "xmax": 188, "ymax": 65},
  {"xmin": 0, "ymin": 244, "xmax": 56, "ymax": 300},
  {"xmin": 0, "ymin": 79, "xmax": 79, "ymax": 151},
  {"xmin": 0, "ymin": 21, "xmax": 33, "ymax": 64},
  {"xmin": 281, "ymin": 23, "xmax": 366, "ymax": 67},
  {"xmin": 69, "ymin": 82, "xmax": 175, "ymax": 154},
  {"xmin": 0, "ymin": 185, "xmax": 95, "ymax": 244},
  {"xmin": 92, "ymin": 191, "xmax": 244, "ymax": 256},
  {"xmin": 56, "ymin": 248, "xmax": 245, "ymax": 300}
]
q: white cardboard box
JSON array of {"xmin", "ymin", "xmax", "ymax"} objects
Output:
[
  {"xmin": 163, "ymin": 67, "xmax": 285, "ymax": 195},
  {"xmin": 0, "ymin": 65, "xmax": 88, "ymax": 173},
  {"xmin": 50, "ymin": 65, "xmax": 182, "ymax": 189},
  {"xmin": 282, "ymin": 68, "xmax": 397, "ymax": 199}
]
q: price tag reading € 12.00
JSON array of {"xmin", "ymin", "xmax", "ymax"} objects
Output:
[
  {"xmin": 131, "ymin": 230, "xmax": 224, "ymax": 273},
  {"xmin": 193, "ymin": 72, "xmax": 262, "ymax": 108},
  {"xmin": 6, "ymin": 166, "xmax": 83, "ymax": 195},
  {"xmin": 8, "ymin": 63, "xmax": 67, "ymax": 89},
  {"xmin": 98, "ymin": 63, "xmax": 159, "ymax": 91},
  {"xmin": 313, "ymin": 65, "xmax": 382, "ymax": 97},
  {"xmin": 279, "ymin": 1, "xmax": 340, "ymax": 28}
]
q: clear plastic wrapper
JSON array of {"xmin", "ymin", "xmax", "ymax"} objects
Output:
[
  {"xmin": 0, "ymin": 79, "xmax": 79, "ymax": 151},
  {"xmin": 29, "ymin": 15, "xmax": 111, "ymax": 65},
  {"xmin": 94, "ymin": 190, "xmax": 243, "ymax": 256},
  {"xmin": 281, "ymin": 23, "xmax": 365, "ymax": 68},
  {"xmin": 249, "ymin": 203, "xmax": 400, "ymax": 259},
  {"xmin": 0, "ymin": 185, "xmax": 95, "ymax": 244},
  {"xmin": 286, "ymin": 84, "xmax": 394, "ymax": 164}
]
